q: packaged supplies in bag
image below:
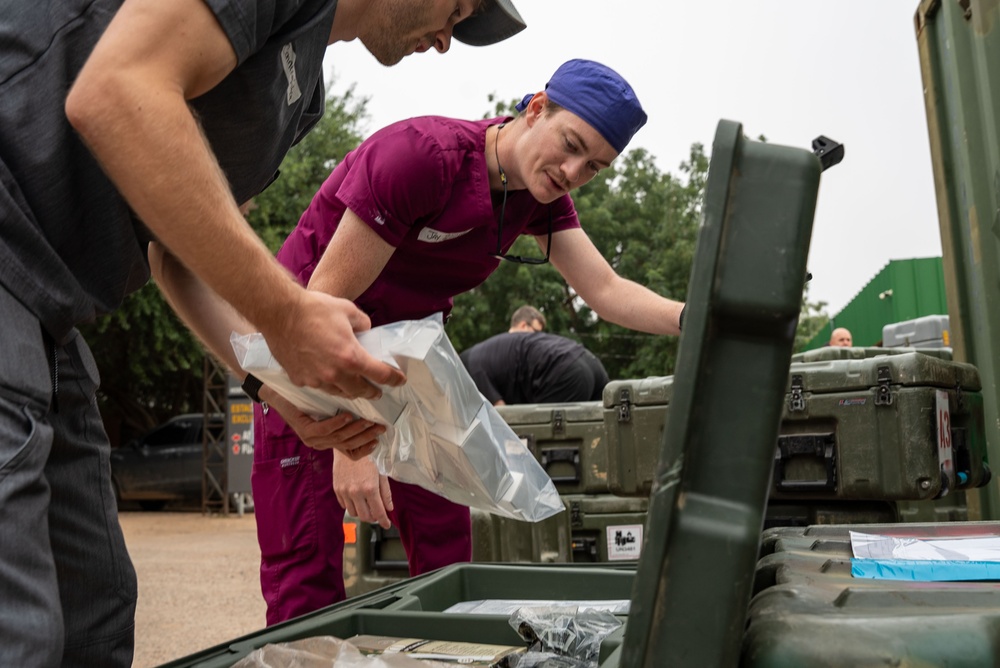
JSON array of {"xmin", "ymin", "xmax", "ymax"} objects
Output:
[{"xmin": 232, "ymin": 315, "xmax": 563, "ymax": 522}]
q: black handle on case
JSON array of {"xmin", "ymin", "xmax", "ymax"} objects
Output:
[
  {"xmin": 541, "ymin": 447, "xmax": 582, "ymax": 484},
  {"xmin": 370, "ymin": 525, "xmax": 408, "ymax": 570},
  {"xmin": 773, "ymin": 433, "xmax": 837, "ymax": 492},
  {"xmin": 812, "ymin": 135, "xmax": 844, "ymax": 172}
]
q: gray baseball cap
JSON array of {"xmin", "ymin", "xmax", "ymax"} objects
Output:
[{"xmin": 453, "ymin": 0, "xmax": 526, "ymax": 46}]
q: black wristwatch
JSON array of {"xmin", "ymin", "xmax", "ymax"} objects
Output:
[
  {"xmin": 678, "ymin": 304, "xmax": 687, "ymax": 331},
  {"xmin": 242, "ymin": 373, "xmax": 264, "ymax": 403}
]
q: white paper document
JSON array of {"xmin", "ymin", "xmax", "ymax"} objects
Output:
[{"xmin": 850, "ymin": 531, "xmax": 1000, "ymax": 561}]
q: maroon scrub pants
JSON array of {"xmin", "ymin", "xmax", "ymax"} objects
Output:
[{"xmin": 251, "ymin": 405, "xmax": 471, "ymax": 625}]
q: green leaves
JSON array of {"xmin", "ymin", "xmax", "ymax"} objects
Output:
[{"xmin": 795, "ymin": 288, "xmax": 831, "ymax": 353}]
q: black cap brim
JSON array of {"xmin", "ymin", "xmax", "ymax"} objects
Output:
[{"xmin": 453, "ymin": 0, "xmax": 527, "ymax": 46}]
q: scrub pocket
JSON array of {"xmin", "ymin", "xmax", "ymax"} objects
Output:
[{"xmin": 252, "ymin": 413, "xmax": 323, "ymax": 561}]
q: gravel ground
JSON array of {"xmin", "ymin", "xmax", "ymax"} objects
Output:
[{"xmin": 119, "ymin": 510, "xmax": 267, "ymax": 667}]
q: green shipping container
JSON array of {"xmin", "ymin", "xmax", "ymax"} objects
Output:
[
  {"xmin": 916, "ymin": 0, "xmax": 1000, "ymax": 519},
  {"xmin": 775, "ymin": 352, "xmax": 990, "ymax": 501}
]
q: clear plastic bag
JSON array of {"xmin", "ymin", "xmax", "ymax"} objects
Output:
[
  {"xmin": 508, "ymin": 606, "xmax": 623, "ymax": 668},
  {"xmin": 232, "ymin": 315, "xmax": 563, "ymax": 522}
]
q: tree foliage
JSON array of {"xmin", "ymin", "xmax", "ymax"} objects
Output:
[
  {"xmin": 247, "ymin": 84, "xmax": 369, "ymax": 252},
  {"xmin": 80, "ymin": 281, "xmax": 208, "ymax": 443},
  {"xmin": 794, "ymin": 287, "xmax": 831, "ymax": 352}
]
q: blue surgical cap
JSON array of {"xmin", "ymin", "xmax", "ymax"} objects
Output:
[{"xmin": 517, "ymin": 59, "xmax": 647, "ymax": 154}]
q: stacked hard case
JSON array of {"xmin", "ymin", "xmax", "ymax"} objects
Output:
[
  {"xmin": 162, "ymin": 119, "xmax": 827, "ymax": 668},
  {"xmin": 774, "ymin": 351, "xmax": 990, "ymax": 501},
  {"xmin": 776, "ymin": 345, "xmax": 984, "ymax": 525},
  {"xmin": 882, "ymin": 314, "xmax": 951, "ymax": 348},
  {"xmin": 592, "ymin": 344, "xmax": 991, "ymax": 528},
  {"xmin": 744, "ymin": 521, "xmax": 1000, "ymax": 667},
  {"xmin": 343, "ymin": 495, "xmax": 650, "ymax": 598},
  {"xmin": 344, "ymin": 396, "xmax": 651, "ymax": 598},
  {"xmin": 496, "ymin": 401, "xmax": 607, "ymax": 495},
  {"xmin": 601, "ymin": 376, "xmax": 673, "ymax": 496}
]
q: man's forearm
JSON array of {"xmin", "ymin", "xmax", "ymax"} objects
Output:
[{"xmin": 149, "ymin": 242, "xmax": 251, "ymax": 373}]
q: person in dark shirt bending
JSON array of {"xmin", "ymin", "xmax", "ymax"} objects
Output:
[{"xmin": 461, "ymin": 305, "xmax": 610, "ymax": 405}]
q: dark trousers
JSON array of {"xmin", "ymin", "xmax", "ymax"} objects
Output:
[{"xmin": 0, "ymin": 284, "xmax": 137, "ymax": 667}]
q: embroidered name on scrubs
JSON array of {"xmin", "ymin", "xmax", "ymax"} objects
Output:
[
  {"xmin": 417, "ymin": 227, "xmax": 473, "ymax": 243},
  {"xmin": 280, "ymin": 44, "xmax": 301, "ymax": 105}
]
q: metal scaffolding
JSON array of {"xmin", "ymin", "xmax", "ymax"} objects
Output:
[{"xmin": 202, "ymin": 355, "xmax": 229, "ymax": 515}]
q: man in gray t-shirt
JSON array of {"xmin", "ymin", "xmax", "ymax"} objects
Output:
[{"xmin": 0, "ymin": 0, "xmax": 524, "ymax": 664}]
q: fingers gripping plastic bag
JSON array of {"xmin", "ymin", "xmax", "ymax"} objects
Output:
[{"xmin": 231, "ymin": 315, "xmax": 563, "ymax": 522}]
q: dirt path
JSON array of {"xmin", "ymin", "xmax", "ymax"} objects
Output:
[{"xmin": 119, "ymin": 510, "xmax": 267, "ymax": 667}]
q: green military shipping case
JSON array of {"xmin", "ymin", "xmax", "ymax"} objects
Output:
[
  {"xmin": 161, "ymin": 120, "xmax": 826, "ymax": 668},
  {"xmin": 775, "ymin": 352, "xmax": 991, "ymax": 502},
  {"xmin": 599, "ymin": 371, "xmax": 906, "ymax": 528},
  {"xmin": 602, "ymin": 376, "xmax": 673, "ymax": 497},
  {"xmin": 160, "ymin": 563, "xmax": 637, "ymax": 668},
  {"xmin": 563, "ymin": 495, "xmax": 649, "ymax": 563},
  {"xmin": 471, "ymin": 494, "xmax": 650, "ymax": 565},
  {"xmin": 495, "ymin": 401, "xmax": 608, "ymax": 495},
  {"xmin": 790, "ymin": 345, "xmax": 953, "ymax": 363},
  {"xmin": 344, "ymin": 495, "xmax": 650, "ymax": 597},
  {"xmin": 744, "ymin": 521, "xmax": 1000, "ymax": 667},
  {"xmin": 344, "ymin": 510, "xmax": 553, "ymax": 599},
  {"xmin": 764, "ymin": 500, "xmax": 899, "ymax": 529}
]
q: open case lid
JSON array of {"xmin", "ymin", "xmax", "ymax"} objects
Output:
[{"xmin": 622, "ymin": 120, "xmax": 824, "ymax": 667}]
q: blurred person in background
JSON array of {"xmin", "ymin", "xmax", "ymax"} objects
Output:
[
  {"xmin": 829, "ymin": 327, "xmax": 853, "ymax": 347},
  {"xmin": 461, "ymin": 305, "xmax": 610, "ymax": 405}
]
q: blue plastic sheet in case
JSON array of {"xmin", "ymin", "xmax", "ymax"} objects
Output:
[{"xmin": 851, "ymin": 558, "xmax": 1000, "ymax": 581}]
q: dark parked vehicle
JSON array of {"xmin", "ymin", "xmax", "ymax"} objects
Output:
[{"xmin": 110, "ymin": 413, "xmax": 224, "ymax": 510}]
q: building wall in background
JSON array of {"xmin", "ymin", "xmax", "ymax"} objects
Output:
[{"xmin": 805, "ymin": 257, "xmax": 947, "ymax": 350}]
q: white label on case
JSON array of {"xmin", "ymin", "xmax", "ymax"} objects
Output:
[
  {"xmin": 607, "ymin": 524, "xmax": 643, "ymax": 561},
  {"xmin": 936, "ymin": 389, "xmax": 955, "ymax": 490}
]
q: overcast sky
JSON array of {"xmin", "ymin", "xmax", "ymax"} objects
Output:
[{"xmin": 323, "ymin": 1, "xmax": 940, "ymax": 315}]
